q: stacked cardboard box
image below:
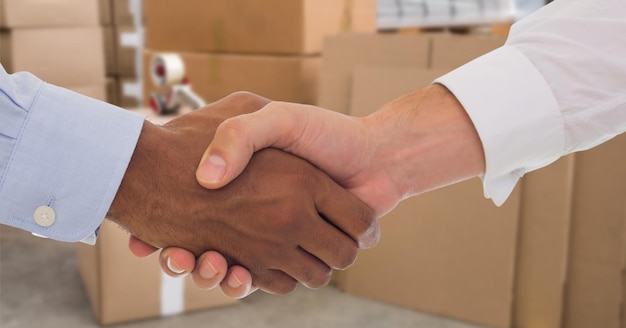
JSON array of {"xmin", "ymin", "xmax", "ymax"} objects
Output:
[
  {"xmin": 1, "ymin": 0, "xmax": 106, "ymax": 101},
  {"xmin": 142, "ymin": 0, "xmax": 378, "ymax": 107},
  {"xmin": 101, "ymin": 0, "xmax": 142, "ymax": 108},
  {"xmin": 325, "ymin": 33, "xmax": 626, "ymax": 328}
]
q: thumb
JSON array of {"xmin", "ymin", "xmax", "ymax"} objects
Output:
[
  {"xmin": 196, "ymin": 103, "xmax": 298, "ymax": 189},
  {"xmin": 195, "ymin": 119, "xmax": 254, "ymax": 189}
]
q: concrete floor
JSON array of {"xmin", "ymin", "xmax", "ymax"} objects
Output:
[{"xmin": 0, "ymin": 225, "xmax": 483, "ymax": 328}]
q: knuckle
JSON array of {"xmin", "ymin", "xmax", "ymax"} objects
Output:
[
  {"xmin": 359, "ymin": 219, "xmax": 381, "ymax": 249},
  {"xmin": 227, "ymin": 91, "xmax": 256, "ymax": 100},
  {"xmin": 264, "ymin": 276, "xmax": 298, "ymax": 295},
  {"xmin": 335, "ymin": 247, "xmax": 359, "ymax": 270},
  {"xmin": 353, "ymin": 207, "xmax": 380, "ymax": 248},
  {"xmin": 219, "ymin": 117, "xmax": 249, "ymax": 137},
  {"xmin": 227, "ymin": 91, "xmax": 271, "ymax": 108},
  {"xmin": 274, "ymin": 210, "xmax": 305, "ymax": 234},
  {"xmin": 304, "ymin": 267, "xmax": 332, "ymax": 289}
]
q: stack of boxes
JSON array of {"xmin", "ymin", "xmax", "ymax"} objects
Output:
[
  {"xmin": 142, "ymin": 0, "xmax": 378, "ymax": 107},
  {"xmin": 101, "ymin": 0, "xmax": 142, "ymax": 108},
  {"xmin": 1, "ymin": 0, "xmax": 107, "ymax": 101},
  {"xmin": 321, "ymin": 32, "xmax": 626, "ymax": 328}
]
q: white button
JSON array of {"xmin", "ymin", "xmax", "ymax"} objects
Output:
[{"xmin": 34, "ymin": 206, "xmax": 56, "ymax": 227}]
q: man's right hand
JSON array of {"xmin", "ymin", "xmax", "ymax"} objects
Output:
[{"xmin": 110, "ymin": 92, "xmax": 379, "ymax": 295}]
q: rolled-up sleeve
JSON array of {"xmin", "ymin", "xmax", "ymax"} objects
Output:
[
  {"xmin": 435, "ymin": 0, "xmax": 626, "ymax": 206},
  {"xmin": 0, "ymin": 64, "xmax": 144, "ymax": 243}
]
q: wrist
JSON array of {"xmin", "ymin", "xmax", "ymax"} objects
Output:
[
  {"xmin": 366, "ymin": 84, "xmax": 485, "ymax": 199},
  {"xmin": 107, "ymin": 120, "xmax": 164, "ymax": 233}
]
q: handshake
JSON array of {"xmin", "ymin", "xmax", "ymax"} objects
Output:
[
  {"xmin": 108, "ymin": 84, "xmax": 482, "ymax": 298},
  {"xmin": 108, "ymin": 92, "xmax": 383, "ymax": 298}
]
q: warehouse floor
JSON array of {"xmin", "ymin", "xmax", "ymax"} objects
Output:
[{"xmin": 0, "ymin": 225, "xmax": 483, "ymax": 328}]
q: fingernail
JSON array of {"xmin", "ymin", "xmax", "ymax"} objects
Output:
[
  {"xmin": 167, "ymin": 257, "xmax": 186, "ymax": 274},
  {"xmin": 227, "ymin": 274, "xmax": 243, "ymax": 288},
  {"xmin": 199, "ymin": 258, "xmax": 218, "ymax": 279},
  {"xmin": 198, "ymin": 154, "xmax": 226, "ymax": 184}
]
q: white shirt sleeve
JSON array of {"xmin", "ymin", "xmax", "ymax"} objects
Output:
[{"xmin": 435, "ymin": 0, "xmax": 626, "ymax": 206}]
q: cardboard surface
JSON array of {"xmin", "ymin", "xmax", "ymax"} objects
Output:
[
  {"xmin": 99, "ymin": 0, "xmax": 113, "ymax": 25},
  {"xmin": 513, "ymin": 155, "xmax": 574, "ymax": 328},
  {"xmin": 143, "ymin": 50, "xmax": 321, "ymax": 106},
  {"xmin": 1, "ymin": 27, "xmax": 106, "ymax": 87},
  {"xmin": 430, "ymin": 33, "xmax": 506, "ymax": 70},
  {"xmin": 319, "ymin": 34, "xmax": 431, "ymax": 114},
  {"xmin": 319, "ymin": 33, "xmax": 506, "ymax": 115},
  {"xmin": 350, "ymin": 67, "xmax": 450, "ymax": 115},
  {"xmin": 563, "ymin": 134, "xmax": 626, "ymax": 328},
  {"xmin": 112, "ymin": 0, "xmax": 134, "ymax": 26},
  {"xmin": 1, "ymin": 0, "xmax": 99, "ymax": 28},
  {"xmin": 67, "ymin": 84, "xmax": 108, "ymax": 102},
  {"xmin": 117, "ymin": 77, "xmax": 140, "ymax": 109},
  {"xmin": 105, "ymin": 77, "xmax": 118, "ymax": 105},
  {"xmin": 341, "ymin": 181, "xmax": 521, "ymax": 328},
  {"xmin": 103, "ymin": 26, "xmax": 117, "ymax": 76},
  {"xmin": 339, "ymin": 67, "xmax": 520, "ymax": 328},
  {"xmin": 114, "ymin": 25, "xmax": 138, "ymax": 77},
  {"xmin": 77, "ymin": 220, "xmax": 238, "ymax": 326},
  {"xmin": 145, "ymin": 0, "xmax": 376, "ymax": 55}
]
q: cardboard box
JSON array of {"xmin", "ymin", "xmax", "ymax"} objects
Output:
[
  {"xmin": 337, "ymin": 67, "xmax": 521, "ymax": 328},
  {"xmin": 99, "ymin": 0, "xmax": 113, "ymax": 25},
  {"xmin": 67, "ymin": 84, "xmax": 108, "ymax": 103},
  {"xmin": 1, "ymin": 27, "xmax": 106, "ymax": 87},
  {"xmin": 143, "ymin": 49, "xmax": 321, "ymax": 106},
  {"xmin": 117, "ymin": 77, "xmax": 141, "ymax": 109},
  {"xmin": 349, "ymin": 67, "xmax": 451, "ymax": 116},
  {"xmin": 318, "ymin": 34, "xmax": 431, "ymax": 114},
  {"xmin": 513, "ymin": 155, "xmax": 574, "ymax": 328},
  {"xmin": 318, "ymin": 33, "xmax": 506, "ymax": 115},
  {"xmin": 106, "ymin": 78, "xmax": 119, "ymax": 106},
  {"xmin": 103, "ymin": 26, "xmax": 117, "ymax": 76},
  {"xmin": 0, "ymin": 0, "xmax": 99, "ymax": 28},
  {"xmin": 145, "ymin": 0, "xmax": 377, "ymax": 55},
  {"xmin": 77, "ymin": 220, "xmax": 238, "ymax": 325},
  {"xmin": 112, "ymin": 0, "xmax": 135, "ymax": 26},
  {"xmin": 114, "ymin": 25, "xmax": 138, "ymax": 77},
  {"xmin": 430, "ymin": 33, "xmax": 506, "ymax": 70},
  {"xmin": 563, "ymin": 134, "xmax": 626, "ymax": 328},
  {"xmin": 341, "ymin": 65, "xmax": 580, "ymax": 328}
]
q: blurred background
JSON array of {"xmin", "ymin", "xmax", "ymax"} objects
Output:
[{"xmin": 2, "ymin": 1, "xmax": 625, "ymax": 328}]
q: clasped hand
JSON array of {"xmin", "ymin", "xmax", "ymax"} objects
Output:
[{"xmin": 109, "ymin": 92, "xmax": 380, "ymax": 295}]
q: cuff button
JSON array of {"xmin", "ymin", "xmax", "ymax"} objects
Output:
[{"xmin": 34, "ymin": 206, "xmax": 56, "ymax": 227}]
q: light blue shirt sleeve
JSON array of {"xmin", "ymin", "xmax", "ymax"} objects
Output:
[{"xmin": 0, "ymin": 64, "xmax": 144, "ymax": 243}]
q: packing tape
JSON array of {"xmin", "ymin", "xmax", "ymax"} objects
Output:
[
  {"xmin": 160, "ymin": 272, "xmax": 185, "ymax": 316},
  {"xmin": 151, "ymin": 54, "xmax": 185, "ymax": 87}
]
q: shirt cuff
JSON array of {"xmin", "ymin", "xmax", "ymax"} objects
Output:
[
  {"xmin": 0, "ymin": 83, "xmax": 144, "ymax": 242},
  {"xmin": 435, "ymin": 45, "xmax": 565, "ymax": 206}
]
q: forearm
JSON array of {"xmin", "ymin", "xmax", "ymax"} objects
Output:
[{"xmin": 364, "ymin": 84, "xmax": 485, "ymax": 199}]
